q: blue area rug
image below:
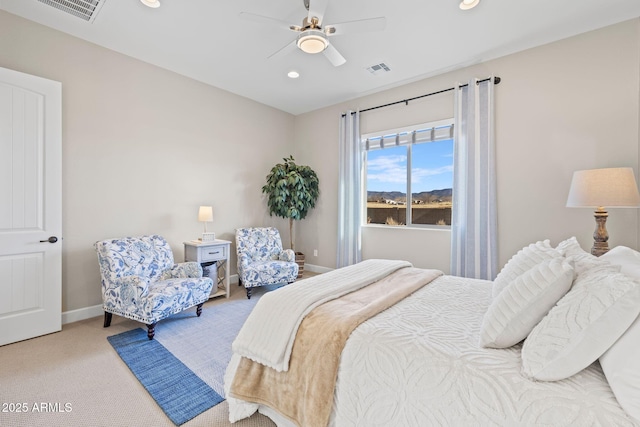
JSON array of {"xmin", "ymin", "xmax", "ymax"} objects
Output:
[
  {"xmin": 108, "ymin": 329, "xmax": 223, "ymax": 425},
  {"xmin": 107, "ymin": 288, "xmax": 272, "ymax": 425}
]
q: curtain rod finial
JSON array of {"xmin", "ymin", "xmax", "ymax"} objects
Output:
[{"xmin": 494, "ymin": 76, "xmax": 501, "ymax": 84}]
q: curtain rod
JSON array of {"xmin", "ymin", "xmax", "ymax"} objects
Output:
[{"xmin": 341, "ymin": 76, "xmax": 501, "ymax": 117}]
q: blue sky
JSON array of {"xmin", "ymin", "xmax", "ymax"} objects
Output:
[{"xmin": 366, "ymin": 139, "xmax": 453, "ymax": 193}]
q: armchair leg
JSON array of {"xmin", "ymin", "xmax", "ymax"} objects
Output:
[
  {"xmin": 246, "ymin": 287, "xmax": 252, "ymax": 299},
  {"xmin": 103, "ymin": 312, "xmax": 112, "ymax": 328},
  {"xmin": 147, "ymin": 323, "xmax": 156, "ymax": 340},
  {"xmin": 238, "ymin": 279, "xmax": 242, "ymax": 287},
  {"xmin": 196, "ymin": 303, "xmax": 203, "ymax": 317}
]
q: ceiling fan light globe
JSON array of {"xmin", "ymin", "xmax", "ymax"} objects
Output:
[
  {"xmin": 297, "ymin": 31, "xmax": 328, "ymax": 54},
  {"xmin": 140, "ymin": 0, "xmax": 160, "ymax": 8},
  {"xmin": 459, "ymin": 0, "xmax": 479, "ymax": 10}
]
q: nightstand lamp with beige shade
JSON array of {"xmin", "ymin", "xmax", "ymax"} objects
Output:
[
  {"xmin": 566, "ymin": 167, "xmax": 640, "ymax": 256},
  {"xmin": 198, "ymin": 205, "xmax": 215, "ymax": 242}
]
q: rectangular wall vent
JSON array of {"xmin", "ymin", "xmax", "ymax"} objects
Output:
[
  {"xmin": 37, "ymin": 0, "xmax": 106, "ymax": 23},
  {"xmin": 366, "ymin": 62, "xmax": 391, "ymax": 75}
]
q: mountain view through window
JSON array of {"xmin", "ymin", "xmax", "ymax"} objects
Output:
[{"xmin": 366, "ymin": 137, "xmax": 453, "ymax": 227}]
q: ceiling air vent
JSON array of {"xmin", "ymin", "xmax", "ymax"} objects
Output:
[
  {"xmin": 366, "ymin": 62, "xmax": 391, "ymax": 75},
  {"xmin": 37, "ymin": 0, "xmax": 106, "ymax": 23}
]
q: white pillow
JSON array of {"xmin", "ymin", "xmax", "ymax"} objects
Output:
[
  {"xmin": 521, "ymin": 263, "xmax": 640, "ymax": 381},
  {"xmin": 600, "ymin": 245, "xmax": 640, "ymax": 279},
  {"xmin": 600, "ymin": 313, "xmax": 640, "ymax": 422},
  {"xmin": 555, "ymin": 236, "xmax": 611, "ymax": 275},
  {"xmin": 480, "ymin": 257, "xmax": 574, "ymax": 348},
  {"xmin": 556, "ymin": 236, "xmax": 585, "ymax": 257},
  {"xmin": 492, "ymin": 240, "xmax": 560, "ymax": 298},
  {"xmin": 598, "ymin": 246, "xmax": 640, "ymax": 422}
]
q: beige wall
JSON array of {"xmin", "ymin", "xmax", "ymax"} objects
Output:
[
  {"xmin": 294, "ymin": 19, "xmax": 640, "ymax": 272},
  {"xmin": 2, "ymin": 10, "xmax": 639, "ymax": 313},
  {"xmin": 0, "ymin": 11, "xmax": 295, "ymax": 312}
]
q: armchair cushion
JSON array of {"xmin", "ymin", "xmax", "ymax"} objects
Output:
[
  {"xmin": 104, "ymin": 275, "xmax": 151, "ymax": 316},
  {"xmin": 240, "ymin": 260, "xmax": 299, "ymax": 288},
  {"xmin": 160, "ymin": 262, "xmax": 203, "ymax": 280},
  {"xmin": 279, "ymin": 249, "xmax": 296, "ymax": 263}
]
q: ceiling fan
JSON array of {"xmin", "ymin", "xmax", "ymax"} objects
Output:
[{"xmin": 239, "ymin": 0, "xmax": 386, "ymax": 67}]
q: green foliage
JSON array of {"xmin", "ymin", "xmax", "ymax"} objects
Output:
[
  {"xmin": 262, "ymin": 155, "xmax": 320, "ymax": 222},
  {"xmin": 261, "ymin": 156, "xmax": 320, "ymax": 251}
]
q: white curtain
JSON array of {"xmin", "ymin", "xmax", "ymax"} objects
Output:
[
  {"xmin": 337, "ymin": 110, "xmax": 362, "ymax": 268},
  {"xmin": 451, "ymin": 78, "xmax": 498, "ymax": 280}
]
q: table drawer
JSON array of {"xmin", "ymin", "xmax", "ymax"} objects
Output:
[{"xmin": 200, "ymin": 245, "xmax": 226, "ymax": 262}]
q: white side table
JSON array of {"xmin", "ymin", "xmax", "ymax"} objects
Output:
[{"xmin": 184, "ymin": 239, "xmax": 231, "ymax": 298}]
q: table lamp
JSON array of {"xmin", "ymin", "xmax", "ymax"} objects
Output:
[
  {"xmin": 566, "ymin": 167, "xmax": 640, "ymax": 256},
  {"xmin": 198, "ymin": 206, "xmax": 215, "ymax": 241}
]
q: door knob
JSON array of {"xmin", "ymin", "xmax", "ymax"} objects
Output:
[{"xmin": 39, "ymin": 236, "xmax": 58, "ymax": 243}]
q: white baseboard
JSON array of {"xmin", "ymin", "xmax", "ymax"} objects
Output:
[
  {"xmin": 62, "ymin": 304, "xmax": 103, "ymax": 325},
  {"xmin": 305, "ymin": 263, "xmax": 333, "ymax": 274}
]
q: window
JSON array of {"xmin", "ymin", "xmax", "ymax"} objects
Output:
[{"xmin": 363, "ymin": 119, "xmax": 454, "ymax": 227}]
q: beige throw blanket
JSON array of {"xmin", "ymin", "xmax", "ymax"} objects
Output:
[
  {"xmin": 229, "ymin": 267, "xmax": 443, "ymax": 427},
  {"xmin": 232, "ymin": 259, "xmax": 413, "ymax": 372}
]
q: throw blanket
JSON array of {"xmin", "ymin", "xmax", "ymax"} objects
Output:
[
  {"xmin": 232, "ymin": 259, "xmax": 413, "ymax": 372},
  {"xmin": 229, "ymin": 267, "xmax": 443, "ymax": 427}
]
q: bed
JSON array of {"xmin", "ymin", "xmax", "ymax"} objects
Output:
[{"xmin": 224, "ymin": 240, "xmax": 640, "ymax": 426}]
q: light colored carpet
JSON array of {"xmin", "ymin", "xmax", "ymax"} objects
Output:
[{"xmin": 0, "ymin": 277, "xmax": 318, "ymax": 427}]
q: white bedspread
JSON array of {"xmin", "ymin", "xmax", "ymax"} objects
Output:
[
  {"xmin": 231, "ymin": 259, "xmax": 411, "ymax": 372},
  {"xmin": 227, "ymin": 272, "xmax": 639, "ymax": 426},
  {"xmin": 330, "ymin": 274, "xmax": 638, "ymax": 426}
]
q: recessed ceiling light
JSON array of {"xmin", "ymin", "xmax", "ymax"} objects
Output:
[
  {"xmin": 459, "ymin": 0, "xmax": 479, "ymax": 10},
  {"xmin": 287, "ymin": 71, "xmax": 300, "ymax": 79},
  {"xmin": 140, "ymin": 0, "xmax": 160, "ymax": 8}
]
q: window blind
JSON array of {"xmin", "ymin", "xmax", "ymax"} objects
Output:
[{"xmin": 361, "ymin": 119, "xmax": 454, "ymax": 151}]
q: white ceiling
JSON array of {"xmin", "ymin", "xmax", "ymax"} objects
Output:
[{"xmin": 2, "ymin": 0, "xmax": 639, "ymax": 115}]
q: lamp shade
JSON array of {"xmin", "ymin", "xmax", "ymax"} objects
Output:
[
  {"xmin": 566, "ymin": 167, "xmax": 640, "ymax": 208},
  {"xmin": 198, "ymin": 206, "xmax": 213, "ymax": 222}
]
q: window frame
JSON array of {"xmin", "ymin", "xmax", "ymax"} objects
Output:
[{"xmin": 361, "ymin": 118, "xmax": 455, "ymax": 229}]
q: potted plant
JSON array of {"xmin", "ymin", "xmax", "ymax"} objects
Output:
[{"xmin": 262, "ymin": 155, "xmax": 320, "ymax": 278}]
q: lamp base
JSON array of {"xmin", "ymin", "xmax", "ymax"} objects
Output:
[{"xmin": 591, "ymin": 208, "xmax": 609, "ymax": 257}]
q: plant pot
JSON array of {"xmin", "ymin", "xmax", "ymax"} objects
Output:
[{"xmin": 295, "ymin": 252, "xmax": 305, "ymax": 279}]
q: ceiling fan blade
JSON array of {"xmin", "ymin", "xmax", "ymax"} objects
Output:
[
  {"xmin": 323, "ymin": 43, "xmax": 346, "ymax": 67},
  {"xmin": 307, "ymin": 0, "xmax": 329, "ymax": 25},
  {"xmin": 326, "ymin": 17, "xmax": 386, "ymax": 36},
  {"xmin": 239, "ymin": 12, "xmax": 300, "ymax": 31},
  {"xmin": 268, "ymin": 40, "xmax": 298, "ymax": 60}
]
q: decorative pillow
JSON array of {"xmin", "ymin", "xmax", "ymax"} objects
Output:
[
  {"xmin": 555, "ymin": 236, "xmax": 611, "ymax": 275},
  {"xmin": 600, "ymin": 245, "xmax": 640, "ymax": 279},
  {"xmin": 598, "ymin": 246, "xmax": 640, "ymax": 422},
  {"xmin": 555, "ymin": 236, "xmax": 585, "ymax": 257},
  {"xmin": 492, "ymin": 240, "xmax": 560, "ymax": 298},
  {"xmin": 521, "ymin": 263, "xmax": 640, "ymax": 381},
  {"xmin": 599, "ymin": 313, "xmax": 640, "ymax": 422},
  {"xmin": 480, "ymin": 257, "xmax": 574, "ymax": 348}
]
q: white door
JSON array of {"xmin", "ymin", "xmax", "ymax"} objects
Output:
[{"xmin": 0, "ymin": 67, "xmax": 62, "ymax": 346}]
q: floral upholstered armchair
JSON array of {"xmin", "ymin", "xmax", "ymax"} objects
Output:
[
  {"xmin": 235, "ymin": 227, "xmax": 298, "ymax": 299},
  {"xmin": 94, "ymin": 235, "xmax": 214, "ymax": 339}
]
